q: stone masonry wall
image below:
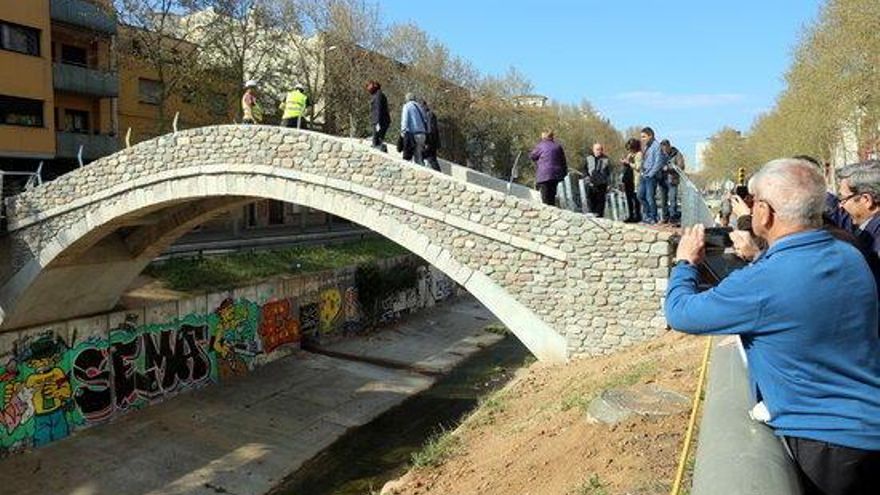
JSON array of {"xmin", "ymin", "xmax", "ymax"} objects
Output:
[{"xmin": 3, "ymin": 125, "xmax": 673, "ymax": 359}]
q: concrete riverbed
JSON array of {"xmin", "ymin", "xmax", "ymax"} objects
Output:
[{"xmin": 0, "ymin": 296, "xmax": 505, "ymax": 495}]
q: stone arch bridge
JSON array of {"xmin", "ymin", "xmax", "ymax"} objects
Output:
[{"xmin": 0, "ymin": 126, "xmax": 672, "ymax": 362}]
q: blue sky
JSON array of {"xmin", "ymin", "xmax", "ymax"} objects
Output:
[{"xmin": 378, "ymin": 0, "xmax": 825, "ymax": 169}]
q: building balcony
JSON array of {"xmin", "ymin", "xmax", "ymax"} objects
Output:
[
  {"xmin": 53, "ymin": 63, "xmax": 119, "ymax": 98},
  {"xmin": 50, "ymin": 0, "xmax": 117, "ymax": 35},
  {"xmin": 56, "ymin": 131, "xmax": 118, "ymax": 160}
]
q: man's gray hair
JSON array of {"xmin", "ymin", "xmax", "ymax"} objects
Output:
[
  {"xmin": 405, "ymin": 92, "xmax": 416, "ymax": 102},
  {"xmin": 837, "ymin": 160, "xmax": 880, "ymax": 204},
  {"xmin": 751, "ymin": 158, "xmax": 826, "ymax": 227}
]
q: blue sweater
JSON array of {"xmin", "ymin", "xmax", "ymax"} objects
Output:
[{"xmin": 665, "ymin": 230, "xmax": 880, "ymax": 450}]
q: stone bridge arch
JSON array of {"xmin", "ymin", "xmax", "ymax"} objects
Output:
[{"xmin": 0, "ymin": 126, "xmax": 672, "ymax": 362}]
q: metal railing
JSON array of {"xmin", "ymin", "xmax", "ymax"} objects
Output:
[
  {"xmin": 691, "ymin": 336, "xmax": 802, "ymax": 495},
  {"xmin": 50, "ymin": 0, "xmax": 117, "ymax": 34},
  {"xmin": 53, "ymin": 63, "xmax": 119, "ymax": 98},
  {"xmin": 674, "ymin": 166, "xmax": 715, "ymax": 227}
]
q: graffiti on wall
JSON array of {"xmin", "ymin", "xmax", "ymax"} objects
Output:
[
  {"xmin": 72, "ymin": 321, "xmax": 213, "ymax": 423},
  {"xmin": 258, "ymin": 299, "xmax": 300, "ymax": 354},
  {"xmin": 299, "ymin": 303, "xmax": 319, "ymax": 340},
  {"xmin": 0, "ymin": 259, "xmax": 457, "ymax": 456},
  {"xmin": 1, "ymin": 333, "xmax": 74, "ymax": 451},
  {"xmin": 342, "ymin": 287, "xmax": 362, "ymax": 334},
  {"xmin": 319, "ymin": 289, "xmax": 342, "ymax": 334}
]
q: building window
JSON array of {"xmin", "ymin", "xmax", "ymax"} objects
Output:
[
  {"xmin": 138, "ymin": 78, "xmax": 163, "ymax": 105},
  {"xmin": 0, "ymin": 95, "xmax": 44, "ymax": 127},
  {"xmin": 0, "ymin": 22, "xmax": 40, "ymax": 56},
  {"xmin": 64, "ymin": 110, "xmax": 90, "ymax": 134},
  {"xmin": 60, "ymin": 44, "xmax": 87, "ymax": 67}
]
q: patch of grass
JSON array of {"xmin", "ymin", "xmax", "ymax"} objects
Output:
[
  {"xmin": 410, "ymin": 427, "xmax": 461, "ymax": 468},
  {"xmin": 469, "ymin": 389, "xmax": 509, "ymax": 427},
  {"xmin": 145, "ymin": 238, "xmax": 408, "ymax": 292},
  {"xmin": 558, "ymin": 360, "xmax": 657, "ymax": 413},
  {"xmin": 606, "ymin": 361, "xmax": 656, "ymax": 389},
  {"xmin": 560, "ymin": 392, "xmax": 589, "ymax": 412},
  {"xmin": 570, "ymin": 474, "xmax": 608, "ymax": 495}
]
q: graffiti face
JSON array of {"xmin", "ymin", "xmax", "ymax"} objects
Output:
[{"xmin": 319, "ymin": 289, "xmax": 342, "ymax": 333}]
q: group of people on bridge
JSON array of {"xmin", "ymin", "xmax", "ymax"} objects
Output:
[
  {"xmin": 667, "ymin": 157, "xmax": 880, "ymax": 495},
  {"xmin": 528, "ymin": 126, "xmax": 685, "ymax": 224},
  {"xmin": 239, "ymin": 80, "xmax": 442, "ymax": 172}
]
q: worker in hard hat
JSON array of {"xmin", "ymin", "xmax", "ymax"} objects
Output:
[
  {"xmin": 280, "ymin": 83, "xmax": 310, "ymax": 129},
  {"xmin": 241, "ymin": 80, "xmax": 263, "ymax": 124}
]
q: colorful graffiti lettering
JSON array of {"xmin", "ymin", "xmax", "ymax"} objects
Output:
[
  {"xmin": 72, "ymin": 323, "xmax": 213, "ymax": 422},
  {"xmin": 1, "ymin": 259, "xmax": 455, "ymax": 456},
  {"xmin": 259, "ymin": 299, "xmax": 300, "ymax": 353}
]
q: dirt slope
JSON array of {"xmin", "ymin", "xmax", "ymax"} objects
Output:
[{"xmin": 384, "ymin": 332, "xmax": 705, "ymax": 495}]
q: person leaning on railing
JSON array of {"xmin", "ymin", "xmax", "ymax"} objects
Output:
[{"xmin": 665, "ymin": 158, "xmax": 880, "ymax": 495}]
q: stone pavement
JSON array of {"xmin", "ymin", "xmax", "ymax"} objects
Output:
[{"xmin": 0, "ymin": 297, "xmax": 502, "ymax": 495}]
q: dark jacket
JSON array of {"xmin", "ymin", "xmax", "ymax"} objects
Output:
[
  {"xmin": 371, "ymin": 90, "xmax": 390, "ymax": 128},
  {"xmin": 425, "ymin": 109, "xmax": 440, "ymax": 151},
  {"xmin": 529, "ymin": 138, "xmax": 567, "ymax": 184},
  {"xmin": 621, "ymin": 163, "xmax": 635, "ymax": 191},
  {"xmin": 666, "ymin": 147, "xmax": 685, "ymax": 185},
  {"xmin": 584, "ymin": 154, "xmax": 612, "ymax": 186}
]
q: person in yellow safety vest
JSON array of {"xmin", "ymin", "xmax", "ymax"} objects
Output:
[
  {"xmin": 280, "ymin": 83, "xmax": 309, "ymax": 129},
  {"xmin": 241, "ymin": 80, "xmax": 263, "ymax": 124}
]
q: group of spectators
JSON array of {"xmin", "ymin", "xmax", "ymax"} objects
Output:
[
  {"xmin": 666, "ymin": 157, "xmax": 880, "ymax": 495},
  {"xmin": 240, "ymin": 80, "xmax": 442, "ymax": 172},
  {"xmin": 528, "ymin": 126, "xmax": 685, "ymax": 224},
  {"xmin": 368, "ymin": 80, "xmax": 443, "ymax": 170}
]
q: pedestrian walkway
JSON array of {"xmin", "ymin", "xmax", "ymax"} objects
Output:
[{"xmin": 0, "ymin": 297, "xmax": 501, "ymax": 495}]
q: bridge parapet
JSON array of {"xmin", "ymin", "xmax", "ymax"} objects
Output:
[{"xmin": 1, "ymin": 126, "xmax": 673, "ymax": 360}]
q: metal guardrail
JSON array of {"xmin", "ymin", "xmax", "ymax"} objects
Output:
[{"xmin": 692, "ymin": 336, "xmax": 802, "ymax": 495}]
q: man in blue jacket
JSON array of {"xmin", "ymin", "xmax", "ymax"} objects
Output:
[
  {"xmin": 638, "ymin": 127, "xmax": 665, "ymax": 224},
  {"xmin": 666, "ymin": 158, "xmax": 880, "ymax": 495}
]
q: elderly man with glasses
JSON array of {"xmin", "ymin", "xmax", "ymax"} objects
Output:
[
  {"xmin": 666, "ymin": 158, "xmax": 880, "ymax": 495},
  {"xmin": 832, "ymin": 160, "xmax": 880, "ymax": 255}
]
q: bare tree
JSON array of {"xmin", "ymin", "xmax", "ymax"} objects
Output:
[{"xmin": 114, "ymin": 0, "xmax": 212, "ymax": 134}]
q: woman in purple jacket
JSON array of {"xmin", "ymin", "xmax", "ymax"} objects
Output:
[{"xmin": 529, "ymin": 130, "xmax": 568, "ymax": 206}]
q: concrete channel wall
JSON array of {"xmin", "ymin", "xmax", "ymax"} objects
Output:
[
  {"xmin": 0, "ymin": 255, "xmax": 457, "ymax": 457},
  {"xmin": 692, "ymin": 337, "xmax": 802, "ymax": 495}
]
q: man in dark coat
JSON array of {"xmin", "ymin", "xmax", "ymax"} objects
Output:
[
  {"xmin": 421, "ymin": 100, "xmax": 441, "ymax": 171},
  {"xmin": 368, "ymin": 81, "xmax": 390, "ymax": 150},
  {"xmin": 583, "ymin": 142, "xmax": 612, "ymax": 217},
  {"xmin": 529, "ymin": 130, "xmax": 567, "ymax": 206}
]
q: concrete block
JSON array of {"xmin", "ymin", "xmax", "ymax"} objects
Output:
[
  {"xmin": 67, "ymin": 314, "xmax": 109, "ymax": 344},
  {"xmin": 146, "ymin": 301, "xmax": 179, "ymax": 326},
  {"xmin": 234, "ymin": 285, "xmax": 258, "ymax": 303}
]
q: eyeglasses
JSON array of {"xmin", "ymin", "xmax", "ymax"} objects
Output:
[{"xmin": 839, "ymin": 192, "xmax": 863, "ymax": 205}]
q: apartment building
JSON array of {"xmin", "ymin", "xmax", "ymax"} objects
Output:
[{"xmin": 0, "ymin": 0, "xmax": 117, "ymax": 180}]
